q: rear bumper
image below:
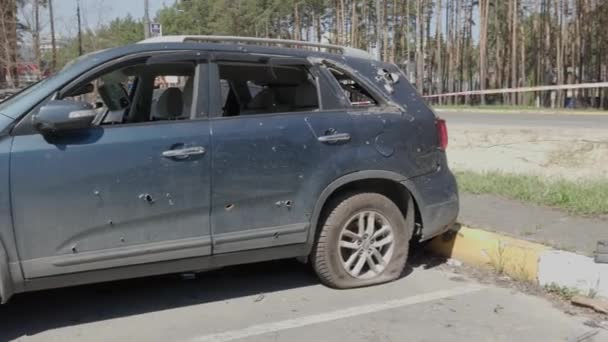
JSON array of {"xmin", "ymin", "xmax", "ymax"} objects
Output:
[{"xmin": 402, "ymin": 165, "xmax": 459, "ymax": 241}]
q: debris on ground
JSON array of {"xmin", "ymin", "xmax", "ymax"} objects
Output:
[
  {"xmin": 254, "ymin": 294, "xmax": 265, "ymax": 302},
  {"xmin": 446, "ymin": 258, "xmax": 463, "ymax": 267},
  {"xmin": 584, "ymin": 320, "xmax": 608, "ymax": 331},
  {"xmin": 437, "ymin": 253, "xmax": 607, "ymax": 320},
  {"xmin": 570, "ymin": 330, "xmax": 599, "ymax": 342},
  {"xmin": 493, "ymin": 304, "xmax": 504, "ymax": 314},
  {"xmin": 571, "ymin": 296, "xmax": 608, "ymax": 314},
  {"xmin": 449, "ymin": 276, "xmax": 467, "ymax": 282},
  {"xmin": 596, "ymin": 241, "xmax": 608, "ymax": 264}
]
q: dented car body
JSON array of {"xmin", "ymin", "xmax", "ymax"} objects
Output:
[{"xmin": 0, "ymin": 37, "xmax": 458, "ymax": 302}]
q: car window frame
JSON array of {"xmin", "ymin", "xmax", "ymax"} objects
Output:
[
  {"xmin": 11, "ymin": 52, "xmax": 211, "ymax": 136},
  {"xmin": 317, "ymin": 62, "xmax": 391, "ymax": 111},
  {"xmin": 208, "ymin": 55, "xmax": 336, "ymax": 121}
]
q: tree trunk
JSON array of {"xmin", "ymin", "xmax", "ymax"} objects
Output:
[
  {"xmin": 351, "ymin": 0, "xmax": 358, "ymax": 48},
  {"xmin": 49, "ymin": 0, "xmax": 57, "ymax": 72},
  {"xmin": 383, "ymin": 0, "xmax": 389, "ymax": 61},
  {"xmin": 415, "ymin": 0, "xmax": 424, "ymax": 92},
  {"xmin": 534, "ymin": 0, "xmax": 541, "ymax": 106},
  {"xmin": 457, "ymin": 0, "xmax": 464, "ymax": 97},
  {"xmin": 405, "ymin": 0, "xmax": 411, "ymax": 78},
  {"xmin": 465, "ymin": 1, "xmax": 473, "ymax": 105},
  {"xmin": 495, "ymin": 1, "xmax": 504, "ymax": 103},
  {"xmin": 555, "ymin": 0, "xmax": 563, "ymax": 107},
  {"xmin": 375, "ymin": 0, "xmax": 382, "ymax": 60},
  {"xmin": 544, "ymin": 0, "xmax": 552, "ymax": 107},
  {"xmin": 510, "ymin": 0, "xmax": 518, "ymax": 105},
  {"xmin": 479, "ymin": 0, "xmax": 489, "ymax": 105},
  {"xmin": 294, "ymin": 2, "xmax": 301, "ymax": 41},
  {"xmin": 339, "ymin": 0, "xmax": 346, "ymax": 45},
  {"xmin": 0, "ymin": 1, "xmax": 17, "ymax": 87},
  {"xmin": 520, "ymin": 7, "xmax": 526, "ymax": 106},
  {"xmin": 33, "ymin": 0, "xmax": 41, "ymax": 79},
  {"xmin": 1, "ymin": 0, "xmax": 18, "ymax": 87},
  {"xmin": 390, "ymin": 0, "xmax": 398, "ymax": 63},
  {"xmin": 435, "ymin": 0, "xmax": 442, "ymax": 103},
  {"xmin": 447, "ymin": 0, "xmax": 455, "ymax": 103},
  {"xmin": 425, "ymin": 1, "xmax": 432, "ymax": 96}
]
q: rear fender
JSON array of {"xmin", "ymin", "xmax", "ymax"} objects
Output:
[{"xmin": 306, "ymin": 170, "xmax": 420, "ymax": 253}]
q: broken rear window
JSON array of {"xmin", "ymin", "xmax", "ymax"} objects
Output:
[{"xmin": 327, "ymin": 67, "xmax": 378, "ymax": 108}]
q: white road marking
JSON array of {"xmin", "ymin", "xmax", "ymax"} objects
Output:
[{"xmin": 188, "ymin": 284, "xmax": 485, "ymax": 342}]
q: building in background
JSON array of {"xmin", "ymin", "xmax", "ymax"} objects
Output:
[{"xmin": 40, "ymin": 34, "xmax": 66, "ymax": 54}]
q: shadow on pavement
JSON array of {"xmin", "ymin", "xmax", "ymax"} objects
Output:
[
  {"xmin": 407, "ymin": 224, "xmax": 460, "ymax": 271},
  {"xmin": 0, "ymin": 244, "xmax": 436, "ymax": 341},
  {"xmin": 0, "ymin": 259, "xmax": 318, "ymax": 341}
]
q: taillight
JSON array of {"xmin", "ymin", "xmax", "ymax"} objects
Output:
[{"xmin": 436, "ymin": 118, "xmax": 448, "ymax": 150}]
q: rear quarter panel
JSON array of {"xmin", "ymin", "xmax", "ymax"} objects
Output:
[{"xmin": 340, "ymin": 57, "xmax": 444, "ymax": 177}]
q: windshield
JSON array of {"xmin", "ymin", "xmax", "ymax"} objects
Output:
[
  {"xmin": 0, "ymin": 78, "xmax": 54, "ymax": 114},
  {"xmin": 0, "ymin": 50, "xmax": 109, "ymax": 119}
]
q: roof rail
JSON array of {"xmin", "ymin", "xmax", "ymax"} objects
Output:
[{"xmin": 138, "ymin": 35, "xmax": 373, "ymax": 60}]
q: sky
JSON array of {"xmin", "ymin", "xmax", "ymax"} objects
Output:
[
  {"xmin": 24, "ymin": 1, "xmax": 480, "ymax": 42},
  {"xmin": 30, "ymin": 0, "xmax": 169, "ymax": 38}
]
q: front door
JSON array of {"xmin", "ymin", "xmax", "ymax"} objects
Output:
[{"xmin": 10, "ymin": 55, "xmax": 212, "ymax": 278}]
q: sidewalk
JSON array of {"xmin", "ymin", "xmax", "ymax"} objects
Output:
[
  {"xmin": 429, "ymin": 192, "xmax": 608, "ymax": 298},
  {"xmin": 458, "ymin": 193, "xmax": 607, "ymax": 256}
]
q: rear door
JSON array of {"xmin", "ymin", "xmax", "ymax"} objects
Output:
[
  {"xmin": 10, "ymin": 53, "xmax": 213, "ymax": 278},
  {"xmin": 208, "ymin": 56, "xmax": 355, "ymax": 253}
]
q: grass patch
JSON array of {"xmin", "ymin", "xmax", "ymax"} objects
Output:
[
  {"xmin": 544, "ymin": 283, "xmax": 580, "ymax": 301},
  {"xmin": 455, "ymin": 171, "xmax": 608, "ymax": 216}
]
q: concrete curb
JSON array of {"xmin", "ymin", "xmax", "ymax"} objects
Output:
[{"xmin": 428, "ymin": 226, "xmax": 608, "ymax": 297}]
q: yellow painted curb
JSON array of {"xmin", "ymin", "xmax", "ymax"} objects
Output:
[{"xmin": 428, "ymin": 226, "xmax": 551, "ymax": 282}]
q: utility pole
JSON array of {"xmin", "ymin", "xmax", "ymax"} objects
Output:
[
  {"xmin": 77, "ymin": 0, "xmax": 83, "ymax": 56},
  {"xmin": 143, "ymin": 0, "xmax": 150, "ymax": 39}
]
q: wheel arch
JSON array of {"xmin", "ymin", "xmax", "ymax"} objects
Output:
[{"xmin": 306, "ymin": 170, "xmax": 423, "ymax": 254}]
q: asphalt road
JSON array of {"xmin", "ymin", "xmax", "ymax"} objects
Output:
[
  {"xmin": 1, "ymin": 259, "xmax": 604, "ymax": 342},
  {"xmin": 438, "ymin": 110, "xmax": 608, "ymax": 129}
]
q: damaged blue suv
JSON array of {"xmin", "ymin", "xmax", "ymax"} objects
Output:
[{"xmin": 0, "ymin": 36, "xmax": 458, "ymax": 302}]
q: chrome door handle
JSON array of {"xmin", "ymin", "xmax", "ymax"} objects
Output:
[
  {"xmin": 317, "ymin": 133, "xmax": 351, "ymax": 143},
  {"xmin": 162, "ymin": 146, "xmax": 206, "ymax": 159}
]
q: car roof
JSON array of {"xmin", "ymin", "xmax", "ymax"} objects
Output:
[
  {"xmin": 138, "ymin": 35, "xmax": 374, "ymax": 60},
  {"xmin": 75, "ymin": 35, "xmax": 379, "ymax": 69}
]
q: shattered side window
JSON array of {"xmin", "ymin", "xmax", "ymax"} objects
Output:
[
  {"xmin": 327, "ymin": 67, "xmax": 378, "ymax": 108},
  {"xmin": 217, "ymin": 63, "xmax": 319, "ymax": 117}
]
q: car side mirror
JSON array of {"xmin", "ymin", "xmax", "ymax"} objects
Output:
[{"xmin": 32, "ymin": 100, "xmax": 96, "ymax": 135}]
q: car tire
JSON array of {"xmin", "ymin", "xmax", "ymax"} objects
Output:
[{"xmin": 311, "ymin": 192, "xmax": 414, "ymax": 289}]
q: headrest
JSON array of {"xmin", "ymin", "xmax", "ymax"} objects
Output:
[
  {"xmin": 247, "ymin": 88, "xmax": 276, "ymax": 110},
  {"xmin": 294, "ymin": 82, "xmax": 319, "ymax": 108},
  {"xmin": 182, "ymin": 77, "xmax": 194, "ymax": 117},
  {"xmin": 155, "ymin": 87, "xmax": 183, "ymax": 119}
]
